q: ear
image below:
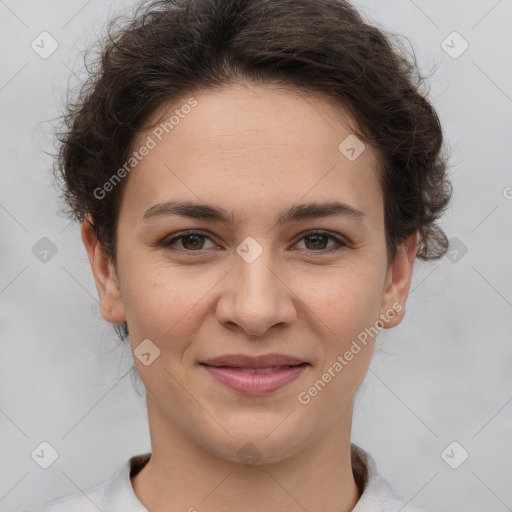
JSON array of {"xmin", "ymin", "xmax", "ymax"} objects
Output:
[
  {"xmin": 81, "ymin": 215, "xmax": 126, "ymax": 324},
  {"xmin": 379, "ymin": 230, "xmax": 419, "ymax": 328}
]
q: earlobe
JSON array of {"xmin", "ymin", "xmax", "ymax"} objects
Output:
[
  {"xmin": 380, "ymin": 230, "xmax": 419, "ymax": 329},
  {"xmin": 81, "ymin": 215, "xmax": 126, "ymax": 324}
]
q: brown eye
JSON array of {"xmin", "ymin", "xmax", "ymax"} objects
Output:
[
  {"xmin": 294, "ymin": 231, "xmax": 347, "ymax": 253},
  {"xmin": 163, "ymin": 231, "xmax": 215, "ymax": 252},
  {"xmin": 304, "ymin": 233, "xmax": 329, "ymax": 250},
  {"xmin": 180, "ymin": 234, "xmax": 206, "ymax": 250}
]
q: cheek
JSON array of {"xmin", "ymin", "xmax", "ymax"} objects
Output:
[
  {"xmin": 298, "ymin": 274, "xmax": 380, "ymax": 412},
  {"xmin": 119, "ymin": 257, "xmax": 220, "ymax": 343},
  {"xmin": 303, "ymin": 265, "xmax": 384, "ymax": 338}
]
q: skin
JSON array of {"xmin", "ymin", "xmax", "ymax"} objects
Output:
[{"xmin": 82, "ymin": 81, "xmax": 418, "ymax": 512}]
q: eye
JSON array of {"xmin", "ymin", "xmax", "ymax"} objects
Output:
[
  {"xmin": 162, "ymin": 229, "xmax": 348, "ymax": 254},
  {"xmin": 163, "ymin": 230, "xmax": 217, "ymax": 252},
  {"xmin": 293, "ymin": 230, "xmax": 348, "ymax": 253}
]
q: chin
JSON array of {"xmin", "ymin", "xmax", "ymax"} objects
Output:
[{"xmin": 199, "ymin": 424, "xmax": 309, "ymax": 467}]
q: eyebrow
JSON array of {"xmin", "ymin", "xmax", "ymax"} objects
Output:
[{"xmin": 142, "ymin": 200, "xmax": 367, "ymax": 225}]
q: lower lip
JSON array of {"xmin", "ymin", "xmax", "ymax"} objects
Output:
[{"xmin": 201, "ymin": 364, "xmax": 309, "ymax": 395}]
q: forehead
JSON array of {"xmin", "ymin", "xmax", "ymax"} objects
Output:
[
  {"xmin": 123, "ymin": 82, "xmax": 383, "ymax": 223},
  {"xmin": 143, "ymin": 82, "xmax": 366, "ymax": 157}
]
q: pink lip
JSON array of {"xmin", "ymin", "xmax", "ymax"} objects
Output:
[
  {"xmin": 201, "ymin": 353, "xmax": 307, "ymax": 368},
  {"xmin": 202, "ymin": 364, "xmax": 309, "ymax": 395},
  {"xmin": 199, "ymin": 353, "xmax": 310, "ymax": 395}
]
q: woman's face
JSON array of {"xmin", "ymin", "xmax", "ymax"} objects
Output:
[{"xmin": 85, "ymin": 82, "xmax": 416, "ymax": 464}]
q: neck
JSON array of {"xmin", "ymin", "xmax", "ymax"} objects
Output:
[{"xmin": 132, "ymin": 395, "xmax": 361, "ymax": 512}]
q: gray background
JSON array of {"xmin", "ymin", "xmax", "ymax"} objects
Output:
[{"xmin": 1, "ymin": 1, "xmax": 511, "ymax": 511}]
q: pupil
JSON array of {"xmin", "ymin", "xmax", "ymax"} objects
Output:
[
  {"xmin": 183, "ymin": 234, "xmax": 203, "ymax": 250},
  {"xmin": 306, "ymin": 234, "xmax": 327, "ymax": 250}
]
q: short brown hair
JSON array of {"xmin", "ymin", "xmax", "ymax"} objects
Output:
[{"xmin": 55, "ymin": 0, "xmax": 452, "ymax": 267}]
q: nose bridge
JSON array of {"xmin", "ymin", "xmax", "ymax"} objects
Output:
[
  {"xmin": 237, "ymin": 244, "xmax": 279, "ymax": 303},
  {"xmin": 218, "ymin": 236, "xmax": 296, "ymax": 335}
]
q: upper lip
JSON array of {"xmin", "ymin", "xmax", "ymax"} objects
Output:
[{"xmin": 201, "ymin": 353, "xmax": 308, "ymax": 369}]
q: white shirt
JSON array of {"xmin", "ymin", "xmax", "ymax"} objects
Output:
[{"xmin": 19, "ymin": 446, "xmax": 436, "ymax": 512}]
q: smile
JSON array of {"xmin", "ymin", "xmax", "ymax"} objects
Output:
[{"xmin": 200, "ymin": 363, "xmax": 309, "ymax": 395}]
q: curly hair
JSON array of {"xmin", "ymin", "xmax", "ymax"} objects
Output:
[{"xmin": 55, "ymin": 0, "xmax": 452, "ymax": 269}]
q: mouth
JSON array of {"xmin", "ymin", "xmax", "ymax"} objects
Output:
[
  {"xmin": 199, "ymin": 354, "xmax": 310, "ymax": 394},
  {"xmin": 209, "ymin": 364, "xmax": 308, "ymax": 374},
  {"xmin": 200, "ymin": 353, "xmax": 309, "ymax": 369}
]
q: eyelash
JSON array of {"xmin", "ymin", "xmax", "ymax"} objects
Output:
[{"xmin": 162, "ymin": 230, "xmax": 348, "ymax": 255}]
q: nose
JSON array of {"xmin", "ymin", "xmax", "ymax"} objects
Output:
[{"xmin": 215, "ymin": 244, "xmax": 298, "ymax": 337}]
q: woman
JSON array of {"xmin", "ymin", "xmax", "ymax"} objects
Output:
[{"xmin": 23, "ymin": 0, "xmax": 451, "ymax": 510}]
